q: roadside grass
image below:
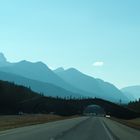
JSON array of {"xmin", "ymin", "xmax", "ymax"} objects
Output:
[
  {"xmin": 0, "ymin": 114, "xmax": 76, "ymax": 131},
  {"xmin": 111, "ymin": 117, "xmax": 140, "ymax": 130}
]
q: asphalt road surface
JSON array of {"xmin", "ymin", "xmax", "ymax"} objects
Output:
[{"xmin": 0, "ymin": 117, "xmax": 140, "ymax": 140}]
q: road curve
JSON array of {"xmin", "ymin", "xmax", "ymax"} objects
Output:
[{"xmin": 0, "ymin": 117, "xmax": 140, "ymax": 140}]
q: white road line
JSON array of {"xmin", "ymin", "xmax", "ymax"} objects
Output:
[
  {"xmin": 0, "ymin": 129, "xmax": 21, "ymax": 137},
  {"xmin": 50, "ymin": 137, "xmax": 55, "ymax": 140},
  {"xmin": 101, "ymin": 120, "xmax": 114, "ymax": 140},
  {"xmin": 0, "ymin": 132, "xmax": 16, "ymax": 137}
]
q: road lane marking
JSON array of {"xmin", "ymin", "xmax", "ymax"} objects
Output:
[
  {"xmin": 50, "ymin": 137, "xmax": 55, "ymax": 140},
  {"xmin": 0, "ymin": 131, "xmax": 16, "ymax": 137},
  {"xmin": 101, "ymin": 120, "xmax": 114, "ymax": 140},
  {"xmin": 0, "ymin": 117, "xmax": 90, "ymax": 139}
]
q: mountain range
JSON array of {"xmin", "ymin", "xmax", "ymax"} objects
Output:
[
  {"xmin": 1, "ymin": 80, "xmax": 139, "ymax": 118},
  {"xmin": 121, "ymin": 86, "xmax": 140, "ymax": 101},
  {"xmin": 0, "ymin": 71, "xmax": 82, "ymax": 97},
  {"xmin": 54, "ymin": 67, "xmax": 127, "ymax": 102},
  {"xmin": 0, "ymin": 53, "xmax": 130, "ymax": 103}
]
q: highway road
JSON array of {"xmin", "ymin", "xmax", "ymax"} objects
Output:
[{"xmin": 0, "ymin": 117, "xmax": 140, "ymax": 140}]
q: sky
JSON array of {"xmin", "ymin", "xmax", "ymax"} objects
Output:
[{"xmin": 0, "ymin": 0, "xmax": 140, "ymax": 88}]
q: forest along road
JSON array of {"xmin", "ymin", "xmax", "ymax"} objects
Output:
[{"xmin": 0, "ymin": 117, "xmax": 140, "ymax": 140}]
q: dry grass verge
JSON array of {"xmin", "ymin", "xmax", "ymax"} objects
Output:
[
  {"xmin": 111, "ymin": 117, "xmax": 140, "ymax": 130},
  {"xmin": 0, "ymin": 114, "xmax": 77, "ymax": 131}
]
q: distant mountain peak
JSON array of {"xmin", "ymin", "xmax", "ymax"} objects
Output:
[
  {"xmin": 54, "ymin": 67, "xmax": 80, "ymax": 74},
  {"xmin": 0, "ymin": 53, "xmax": 7, "ymax": 63},
  {"xmin": 18, "ymin": 60, "xmax": 47, "ymax": 67},
  {"xmin": 35, "ymin": 61, "xmax": 47, "ymax": 66},
  {"xmin": 0, "ymin": 53, "xmax": 11, "ymax": 67},
  {"xmin": 19, "ymin": 60, "xmax": 28, "ymax": 63},
  {"xmin": 54, "ymin": 67, "xmax": 65, "ymax": 73},
  {"xmin": 66, "ymin": 68, "xmax": 80, "ymax": 73}
]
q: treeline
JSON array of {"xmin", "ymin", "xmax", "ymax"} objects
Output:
[
  {"xmin": 21, "ymin": 97, "xmax": 139, "ymax": 119},
  {"xmin": 0, "ymin": 80, "xmax": 139, "ymax": 119},
  {"xmin": 0, "ymin": 80, "xmax": 41, "ymax": 114},
  {"xmin": 128, "ymin": 99, "xmax": 140, "ymax": 113}
]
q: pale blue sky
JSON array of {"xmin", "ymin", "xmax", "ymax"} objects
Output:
[{"xmin": 0, "ymin": 0, "xmax": 140, "ymax": 88}]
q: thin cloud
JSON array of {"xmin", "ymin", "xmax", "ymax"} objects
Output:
[{"xmin": 93, "ymin": 61, "xmax": 104, "ymax": 67}]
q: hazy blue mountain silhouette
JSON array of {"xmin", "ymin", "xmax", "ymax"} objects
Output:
[
  {"xmin": 121, "ymin": 86, "xmax": 140, "ymax": 100},
  {"xmin": 0, "ymin": 53, "xmax": 12, "ymax": 67},
  {"xmin": 0, "ymin": 59, "xmax": 86, "ymax": 95},
  {"xmin": 0, "ymin": 53, "xmax": 128, "ymax": 102},
  {"xmin": 0, "ymin": 71, "xmax": 81, "ymax": 97},
  {"xmin": 54, "ymin": 67, "xmax": 65, "ymax": 73},
  {"xmin": 54, "ymin": 68, "xmax": 129, "ymax": 103}
]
